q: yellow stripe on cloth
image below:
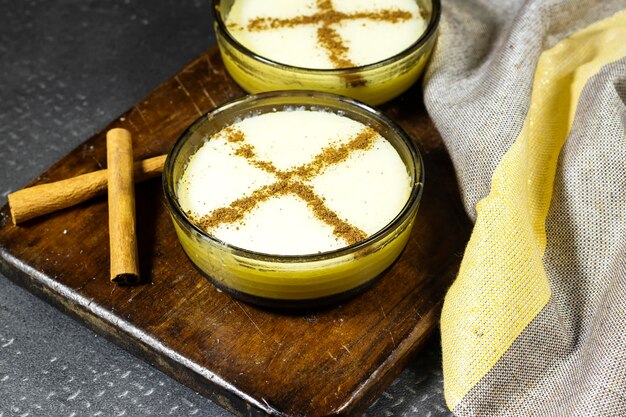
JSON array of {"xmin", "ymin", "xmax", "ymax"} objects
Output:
[{"xmin": 441, "ymin": 9, "xmax": 626, "ymax": 409}]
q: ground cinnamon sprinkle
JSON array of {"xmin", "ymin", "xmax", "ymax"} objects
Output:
[
  {"xmin": 317, "ymin": 26, "xmax": 354, "ymax": 69},
  {"xmin": 290, "ymin": 127, "xmax": 377, "ymax": 180},
  {"xmin": 229, "ymin": 135, "xmax": 281, "ymax": 174},
  {"xmin": 287, "ymin": 181, "xmax": 367, "ymax": 244},
  {"xmin": 196, "ymin": 179, "xmax": 367, "ymax": 245},
  {"xmin": 350, "ymin": 10, "xmax": 413, "ymax": 24},
  {"xmin": 234, "ymin": 143, "xmax": 255, "ymax": 159},
  {"xmin": 245, "ymin": 0, "xmax": 413, "ymax": 70},
  {"xmin": 190, "ymin": 124, "xmax": 378, "ymax": 246},
  {"xmin": 196, "ymin": 181, "xmax": 287, "ymax": 230},
  {"xmin": 317, "ymin": 0, "xmax": 333, "ymax": 12},
  {"xmin": 251, "ymin": 159, "xmax": 280, "ymax": 175},
  {"xmin": 223, "ymin": 126, "xmax": 245, "ymax": 143}
]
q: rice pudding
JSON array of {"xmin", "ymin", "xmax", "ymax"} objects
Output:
[
  {"xmin": 224, "ymin": 0, "xmax": 427, "ymax": 69},
  {"xmin": 177, "ymin": 109, "xmax": 411, "ymax": 255}
]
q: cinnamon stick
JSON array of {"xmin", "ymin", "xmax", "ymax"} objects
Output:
[
  {"xmin": 8, "ymin": 154, "xmax": 166, "ymax": 225},
  {"xmin": 107, "ymin": 128, "xmax": 140, "ymax": 285}
]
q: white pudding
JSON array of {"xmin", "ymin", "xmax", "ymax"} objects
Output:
[{"xmin": 177, "ymin": 109, "xmax": 411, "ymax": 255}]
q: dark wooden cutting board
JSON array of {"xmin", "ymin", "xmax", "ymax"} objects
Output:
[{"xmin": 0, "ymin": 46, "xmax": 471, "ymax": 417}]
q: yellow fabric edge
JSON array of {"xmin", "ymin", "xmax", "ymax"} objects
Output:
[{"xmin": 441, "ymin": 9, "xmax": 626, "ymax": 409}]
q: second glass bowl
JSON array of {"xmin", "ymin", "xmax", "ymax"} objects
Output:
[{"xmin": 212, "ymin": 0, "xmax": 440, "ymax": 106}]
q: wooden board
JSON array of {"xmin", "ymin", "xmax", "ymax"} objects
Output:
[{"xmin": 0, "ymin": 47, "xmax": 471, "ymax": 417}]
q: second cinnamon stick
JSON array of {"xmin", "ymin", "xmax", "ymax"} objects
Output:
[
  {"xmin": 107, "ymin": 128, "xmax": 140, "ymax": 285},
  {"xmin": 8, "ymin": 154, "xmax": 166, "ymax": 225}
]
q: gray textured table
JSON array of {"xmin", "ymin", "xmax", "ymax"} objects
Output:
[{"xmin": 0, "ymin": 1, "xmax": 452, "ymax": 416}]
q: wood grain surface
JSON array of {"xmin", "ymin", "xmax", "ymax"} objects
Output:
[{"xmin": 0, "ymin": 47, "xmax": 471, "ymax": 417}]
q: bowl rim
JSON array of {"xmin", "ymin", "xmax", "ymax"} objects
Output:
[
  {"xmin": 162, "ymin": 90, "xmax": 424, "ymax": 262},
  {"xmin": 211, "ymin": 0, "xmax": 441, "ymax": 74}
]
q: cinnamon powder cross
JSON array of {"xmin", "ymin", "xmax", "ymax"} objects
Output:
[
  {"xmin": 244, "ymin": 0, "xmax": 414, "ymax": 70},
  {"xmin": 194, "ymin": 125, "xmax": 380, "ymax": 245}
]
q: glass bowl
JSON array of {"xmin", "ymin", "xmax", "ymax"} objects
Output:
[
  {"xmin": 212, "ymin": 0, "xmax": 440, "ymax": 106},
  {"xmin": 163, "ymin": 91, "xmax": 424, "ymax": 308}
]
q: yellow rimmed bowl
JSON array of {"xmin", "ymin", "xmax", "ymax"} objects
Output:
[
  {"xmin": 212, "ymin": 0, "xmax": 440, "ymax": 106},
  {"xmin": 163, "ymin": 91, "xmax": 424, "ymax": 308}
]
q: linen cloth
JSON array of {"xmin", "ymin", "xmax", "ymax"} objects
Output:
[{"xmin": 423, "ymin": 1, "xmax": 626, "ymax": 416}]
